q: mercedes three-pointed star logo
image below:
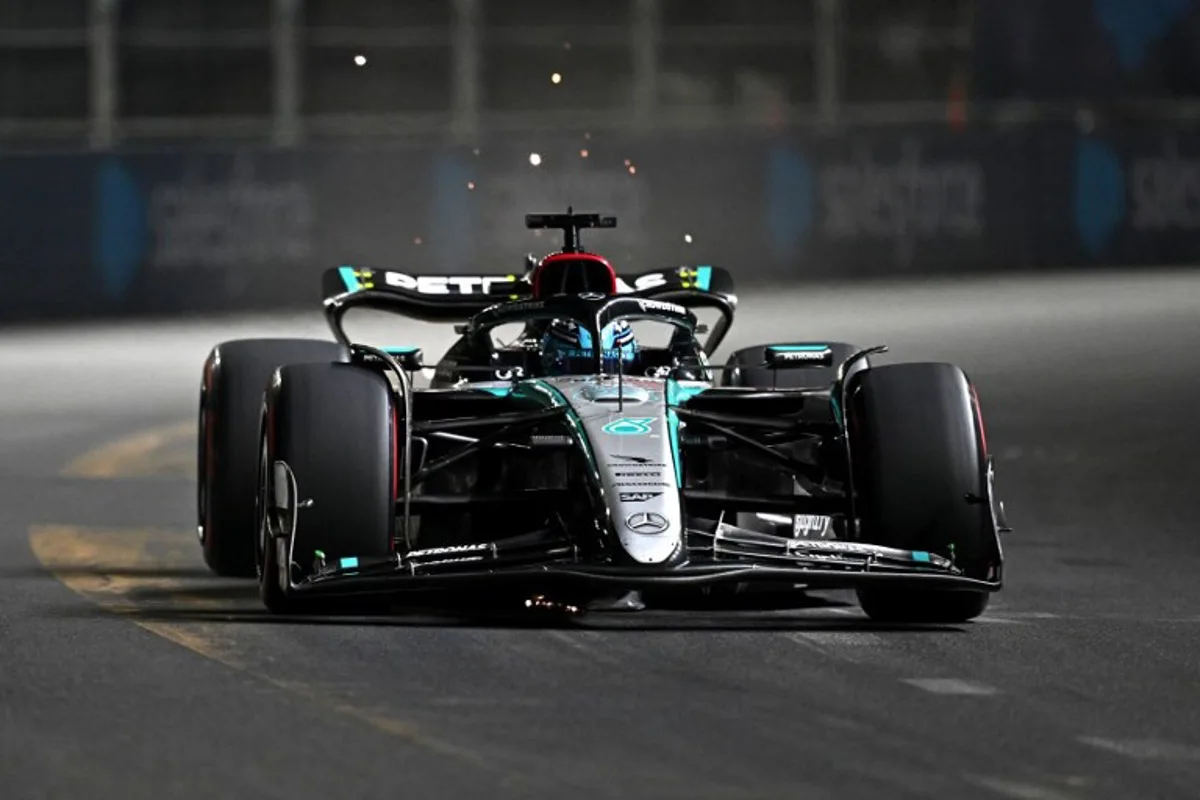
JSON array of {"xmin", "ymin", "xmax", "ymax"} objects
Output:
[{"xmin": 625, "ymin": 511, "xmax": 669, "ymax": 534}]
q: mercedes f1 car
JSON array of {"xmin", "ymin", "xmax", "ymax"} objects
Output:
[{"xmin": 197, "ymin": 210, "xmax": 1007, "ymax": 623}]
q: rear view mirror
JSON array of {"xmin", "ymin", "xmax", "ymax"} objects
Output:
[{"xmin": 763, "ymin": 345, "xmax": 834, "ymax": 369}]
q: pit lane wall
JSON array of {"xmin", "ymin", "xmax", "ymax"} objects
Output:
[{"xmin": 1, "ymin": 125, "xmax": 1198, "ymax": 324}]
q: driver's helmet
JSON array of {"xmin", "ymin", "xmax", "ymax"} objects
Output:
[{"xmin": 541, "ymin": 318, "xmax": 638, "ymax": 375}]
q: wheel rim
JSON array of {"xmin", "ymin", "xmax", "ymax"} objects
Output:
[
  {"xmin": 255, "ymin": 431, "xmax": 269, "ymax": 585},
  {"xmin": 196, "ymin": 388, "xmax": 207, "ymax": 543}
]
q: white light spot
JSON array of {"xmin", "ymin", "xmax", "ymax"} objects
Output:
[
  {"xmin": 627, "ymin": 165, "xmax": 637, "ymax": 175},
  {"xmin": 903, "ymin": 678, "xmax": 1000, "ymax": 695},
  {"xmin": 551, "ymin": 72, "xmax": 562, "ymax": 84},
  {"xmin": 466, "ymin": 181, "xmax": 475, "ymax": 190},
  {"xmin": 529, "ymin": 152, "xmax": 542, "ymax": 166},
  {"xmin": 684, "ymin": 234, "xmax": 693, "ymax": 243},
  {"xmin": 354, "ymin": 54, "xmax": 367, "ymax": 67},
  {"xmin": 580, "ymin": 149, "xmax": 589, "ymax": 158},
  {"xmin": 413, "ymin": 237, "xmax": 423, "ymax": 245}
]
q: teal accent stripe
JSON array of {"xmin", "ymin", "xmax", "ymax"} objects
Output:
[
  {"xmin": 695, "ymin": 265, "xmax": 713, "ymax": 290},
  {"xmin": 338, "ymin": 265, "xmax": 362, "ymax": 292},
  {"xmin": 666, "ymin": 379, "xmax": 708, "ymax": 406},
  {"xmin": 768, "ymin": 344, "xmax": 830, "ymax": 352},
  {"xmin": 665, "ymin": 379, "xmax": 706, "ymax": 486},
  {"xmin": 339, "ymin": 556, "xmax": 359, "ymax": 569},
  {"xmin": 382, "ymin": 346, "xmax": 418, "ymax": 354},
  {"xmin": 912, "ymin": 551, "xmax": 931, "ymax": 563},
  {"xmin": 667, "ymin": 408, "xmax": 683, "ymax": 485}
]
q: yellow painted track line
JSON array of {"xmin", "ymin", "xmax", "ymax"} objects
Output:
[
  {"xmin": 61, "ymin": 420, "xmax": 195, "ymax": 479},
  {"xmin": 29, "ymin": 524, "xmax": 490, "ymax": 768},
  {"xmin": 34, "ymin": 427, "xmax": 496, "ymax": 771}
]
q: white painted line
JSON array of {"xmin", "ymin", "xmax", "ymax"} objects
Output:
[
  {"xmin": 966, "ymin": 775, "xmax": 1081, "ymax": 800},
  {"xmin": 903, "ymin": 678, "xmax": 1001, "ymax": 696},
  {"xmin": 788, "ymin": 631, "xmax": 884, "ymax": 648},
  {"xmin": 974, "ymin": 616, "xmax": 1032, "ymax": 625},
  {"xmin": 1078, "ymin": 737, "xmax": 1200, "ymax": 761}
]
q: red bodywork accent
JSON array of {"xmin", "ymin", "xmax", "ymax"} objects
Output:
[
  {"xmin": 532, "ymin": 252, "xmax": 617, "ymax": 297},
  {"xmin": 970, "ymin": 383, "xmax": 988, "ymax": 456}
]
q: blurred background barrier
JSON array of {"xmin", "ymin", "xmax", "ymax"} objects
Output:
[{"xmin": 1, "ymin": 0, "xmax": 1199, "ymax": 323}]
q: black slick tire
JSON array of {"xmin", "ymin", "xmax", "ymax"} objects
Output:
[
  {"xmin": 198, "ymin": 338, "xmax": 348, "ymax": 577},
  {"xmin": 846, "ymin": 362, "xmax": 999, "ymax": 624},
  {"xmin": 257, "ymin": 361, "xmax": 395, "ymax": 614}
]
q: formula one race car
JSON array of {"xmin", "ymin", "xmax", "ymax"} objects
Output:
[{"xmin": 197, "ymin": 210, "xmax": 1007, "ymax": 623}]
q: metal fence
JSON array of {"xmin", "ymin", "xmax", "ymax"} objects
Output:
[
  {"xmin": 0, "ymin": 0, "xmax": 987, "ymax": 147},
  {"xmin": 1, "ymin": 1, "xmax": 1199, "ymax": 325}
]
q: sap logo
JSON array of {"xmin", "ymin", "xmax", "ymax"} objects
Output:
[
  {"xmin": 619, "ymin": 491, "xmax": 663, "ymax": 502},
  {"xmin": 385, "ymin": 272, "xmax": 517, "ymax": 294},
  {"xmin": 636, "ymin": 299, "xmax": 684, "ymax": 315}
]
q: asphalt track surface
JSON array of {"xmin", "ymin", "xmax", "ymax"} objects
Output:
[{"xmin": 2, "ymin": 269, "xmax": 1200, "ymax": 799}]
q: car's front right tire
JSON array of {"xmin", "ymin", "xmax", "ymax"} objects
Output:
[
  {"xmin": 198, "ymin": 338, "xmax": 348, "ymax": 577},
  {"xmin": 257, "ymin": 361, "xmax": 397, "ymax": 614}
]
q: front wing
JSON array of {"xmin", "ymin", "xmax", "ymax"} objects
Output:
[{"xmin": 280, "ymin": 525, "xmax": 1001, "ymax": 600}]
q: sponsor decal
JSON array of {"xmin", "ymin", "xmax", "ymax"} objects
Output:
[
  {"xmin": 625, "ymin": 511, "xmax": 670, "ymax": 534},
  {"xmin": 146, "ymin": 153, "xmax": 315, "ymax": 272},
  {"xmin": 407, "ymin": 543, "xmax": 493, "ymax": 557},
  {"xmin": 615, "ymin": 272, "xmax": 668, "ymax": 293},
  {"xmin": 614, "ymin": 481, "xmax": 670, "ymax": 487},
  {"xmin": 614, "ymin": 471, "xmax": 662, "ymax": 478},
  {"xmin": 636, "ymin": 298, "xmax": 685, "ymax": 315},
  {"xmin": 768, "ymin": 346, "xmax": 833, "ymax": 364},
  {"xmin": 501, "ymin": 300, "xmax": 545, "ymax": 313},
  {"xmin": 785, "ymin": 539, "xmax": 874, "ymax": 556},
  {"xmin": 1130, "ymin": 139, "xmax": 1200, "ymax": 232},
  {"xmin": 820, "ymin": 138, "xmax": 984, "ymax": 266},
  {"xmin": 618, "ymin": 491, "xmax": 664, "ymax": 502},
  {"xmin": 530, "ymin": 434, "xmax": 571, "ymax": 446},
  {"xmin": 492, "ymin": 367, "xmax": 524, "ymax": 380},
  {"xmin": 610, "ymin": 454, "xmax": 662, "ymax": 466},
  {"xmin": 384, "ymin": 272, "xmax": 517, "ymax": 294},
  {"xmin": 602, "ymin": 417, "xmax": 655, "ymax": 435},
  {"xmin": 792, "ymin": 515, "xmax": 832, "ymax": 537}
]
